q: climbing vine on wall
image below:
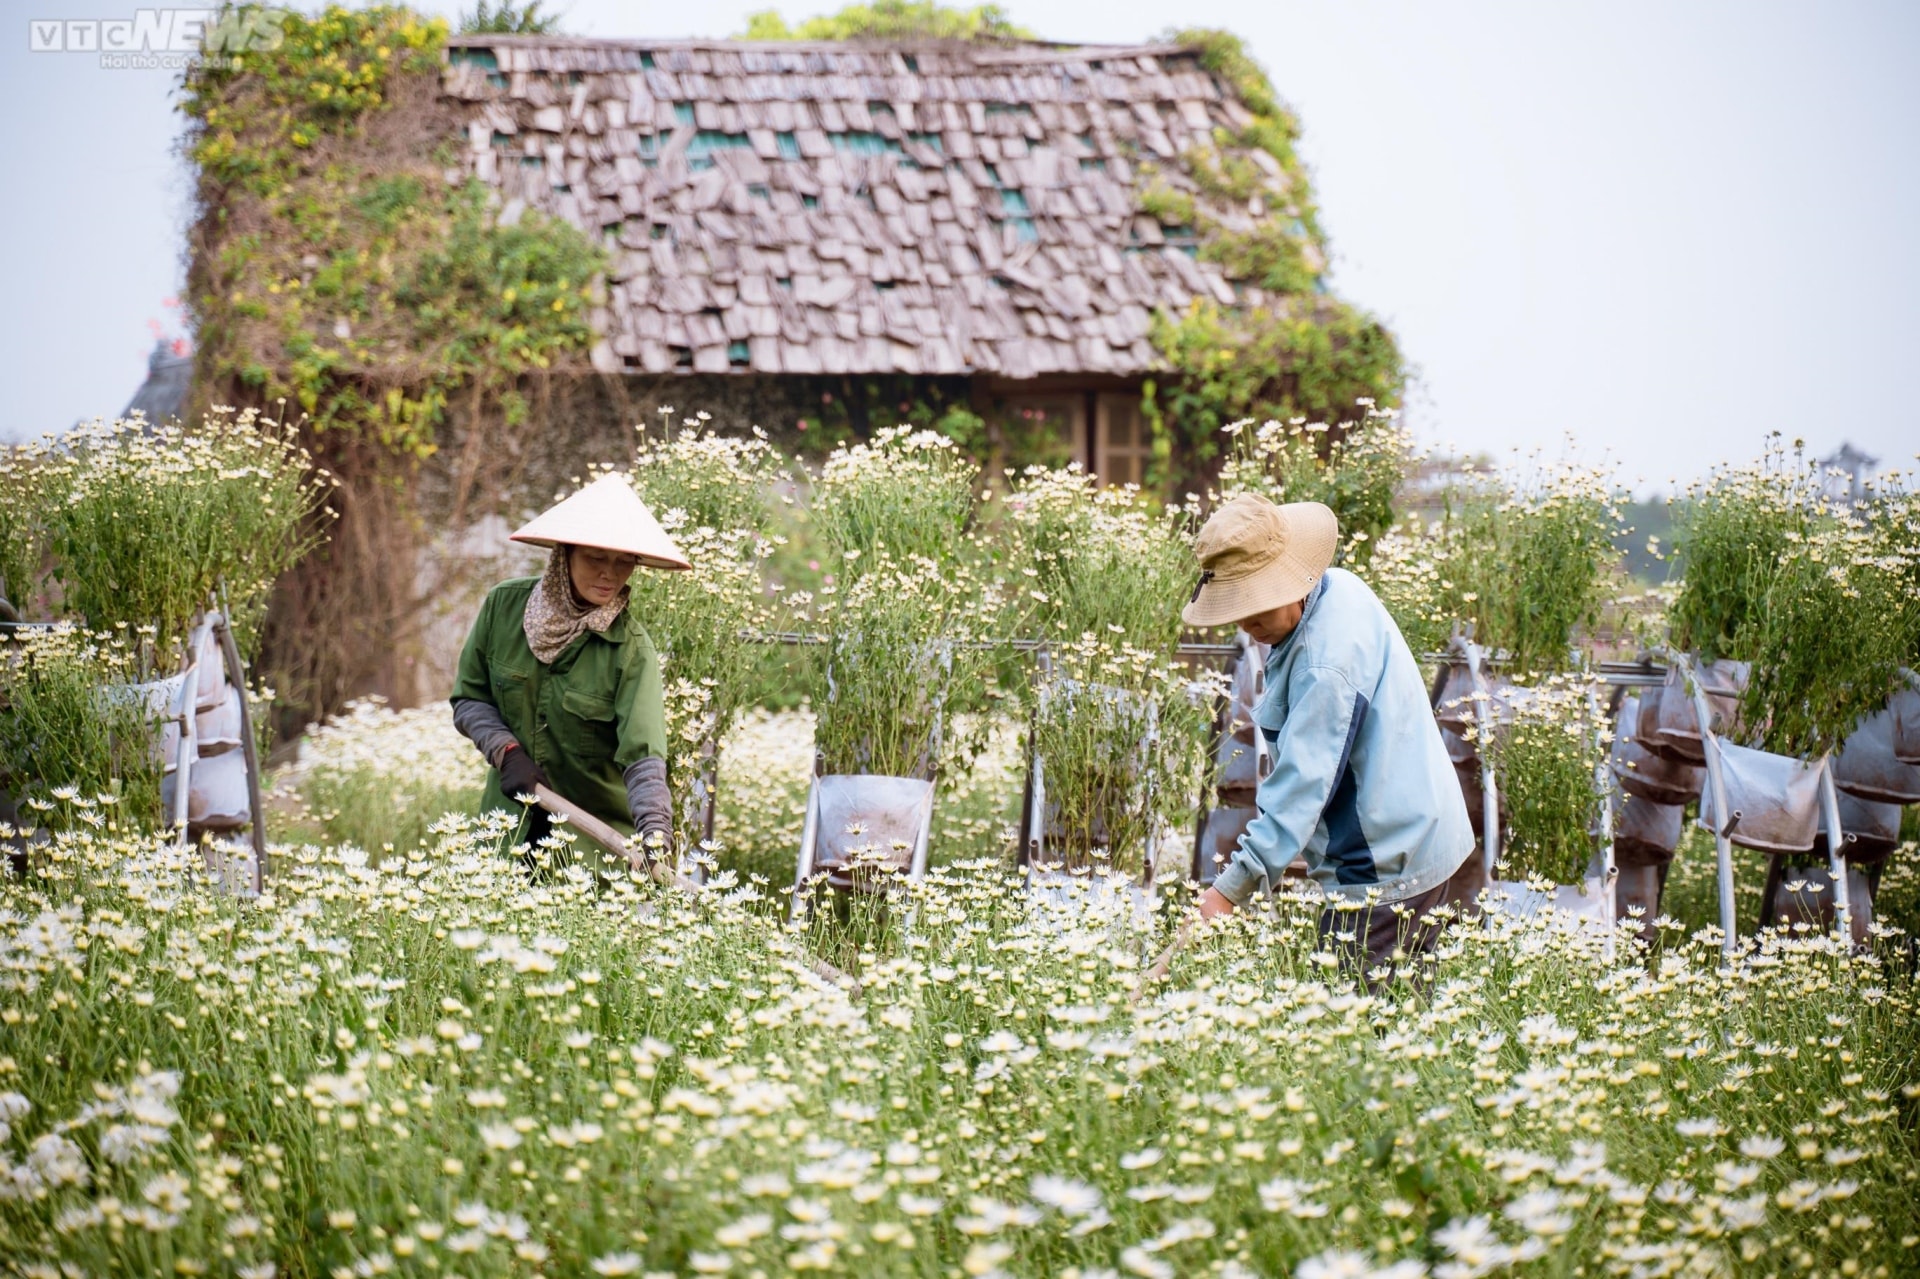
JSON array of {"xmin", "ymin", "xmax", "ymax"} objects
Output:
[
  {"xmin": 182, "ymin": 4, "xmax": 611, "ymax": 724},
  {"xmin": 1142, "ymin": 298, "xmax": 1403, "ymax": 494},
  {"xmin": 1138, "ymin": 29, "xmax": 1404, "ymax": 494},
  {"xmin": 184, "ymin": 4, "xmax": 606, "ymax": 462}
]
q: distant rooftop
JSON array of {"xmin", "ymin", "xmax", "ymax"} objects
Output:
[
  {"xmin": 122, "ymin": 338, "xmax": 193, "ymax": 423},
  {"xmin": 441, "ymin": 34, "xmax": 1314, "ymax": 379}
]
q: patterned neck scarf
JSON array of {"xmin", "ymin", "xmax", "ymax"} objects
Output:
[{"xmin": 522, "ymin": 546, "xmax": 629, "ymax": 664}]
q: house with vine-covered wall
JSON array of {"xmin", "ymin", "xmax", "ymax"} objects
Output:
[
  {"xmin": 180, "ymin": 15, "xmax": 1400, "ymax": 721},
  {"xmin": 439, "ymin": 32, "xmax": 1398, "ymax": 486}
]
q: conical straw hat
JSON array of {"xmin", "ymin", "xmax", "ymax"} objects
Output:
[{"xmin": 510, "ymin": 474, "xmax": 692, "ymax": 571}]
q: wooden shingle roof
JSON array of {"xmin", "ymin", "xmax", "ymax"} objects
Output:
[{"xmin": 443, "ymin": 36, "xmax": 1308, "ymax": 379}]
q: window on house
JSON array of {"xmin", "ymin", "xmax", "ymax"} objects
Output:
[
  {"xmin": 1095, "ymin": 393, "xmax": 1152, "ymax": 488},
  {"xmin": 727, "ymin": 340, "xmax": 751, "ymax": 367},
  {"xmin": 998, "ymin": 397, "xmax": 1086, "ymax": 470}
]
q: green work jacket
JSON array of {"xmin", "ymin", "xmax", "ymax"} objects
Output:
[{"xmin": 450, "ymin": 577, "xmax": 666, "ymax": 837}]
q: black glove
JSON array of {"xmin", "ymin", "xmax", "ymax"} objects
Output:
[{"xmin": 498, "ymin": 745, "xmax": 548, "ymax": 800}]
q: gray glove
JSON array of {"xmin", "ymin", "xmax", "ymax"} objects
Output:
[
  {"xmin": 451, "ymin": 697, "xmax": 519, "ymax": 768},
  {"xmin": 623, "ymin": 755, "xmax": 672, "ymax": 852}
]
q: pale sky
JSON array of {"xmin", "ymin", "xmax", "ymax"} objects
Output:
[{"xmin": 4, "ymin": 0, "xmax": 1915, "ymax": 494}]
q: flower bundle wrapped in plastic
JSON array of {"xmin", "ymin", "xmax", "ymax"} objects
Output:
[
  {"xmin": 1028, "ymin": 635, "xmax": 1220, "ymax": 876},
  {"xmin": 809, "ymin": 431, "xmax": 1002, "ymax": 780},
  {"xmin": 1442, "ymin": 459, "xmax": 1625, "ymax": 678},
  {"xmin": 621, "ymin": 423, "xmax": 787, "ymax": 846},
  {"xmin": 36, "ymin": 408, "xmax": 329, "ymax": 654},
  {"xmin": 1672, "ymin": 440, "xmax": 1920, "ymax": 756},
  {"xmin": 1467, "ymin": 676, "xmax": 1610, "ymax": 885}
]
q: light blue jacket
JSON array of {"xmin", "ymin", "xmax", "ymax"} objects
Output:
[{"xmin": 1213, "ymin": 568, "xmax": 1473, "ymax": 907}]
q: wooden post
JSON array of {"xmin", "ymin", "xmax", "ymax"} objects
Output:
[{"xmin": 213, "ymin": 612, "xmax": 268, "ymax": 896}]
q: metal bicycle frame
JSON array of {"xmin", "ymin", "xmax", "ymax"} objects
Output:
[
  {"xmin": 1668, "ymin": 648, "xmax": 1851, "ymax": 955},
  {"xmin": 789, "ymin": 640, "xmax": 949, "ymax": 924},
  {"xmin": 789, "ymin": 767, "xmax": 935, "ymax": 924},
  {"xmin": 1445, "ymin": 636, "xmax": 1623, "ymax": 951},
  {"xmin": 1190, "ymin": 636, "xmax": 1271, "ymax": 882},
  {"xmin": 170, "ymin": 607, "xmax": 268, "ymax": 896}
]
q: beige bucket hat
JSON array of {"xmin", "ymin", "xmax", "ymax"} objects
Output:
[
  {"xmin": 510, "ymin": 473, "xmax": 692, "ymax": 571},
  {"xmin": 1181, "ymin": 494, "xmax": 1339, "ymax": 628}
]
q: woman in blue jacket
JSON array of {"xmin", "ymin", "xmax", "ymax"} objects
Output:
[{"xmin": 1146, "ymin": 494, "xmax": 1478, "ymax": 993}]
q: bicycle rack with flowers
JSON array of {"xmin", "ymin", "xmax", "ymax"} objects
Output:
[
  {"xmin": 788, "ymin": 641, "xmax": 949, "ymax": 925},
  {"xmin": 1017, "ymin": 650, "xmax": 1166, "ymax": 925},
  {"xmin": 3, "ymin": 597, "xmax": 267, "ymax": 895}
]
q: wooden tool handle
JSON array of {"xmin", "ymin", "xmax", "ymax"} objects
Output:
[
  {"xmin": 530, "ymin": 784, "xmax": 861, "ymax": 995},
  {"xmin": 531, "ymin": 784, "xmax": 699, "ymax": 892}
]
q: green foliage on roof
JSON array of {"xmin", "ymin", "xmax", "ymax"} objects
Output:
[
  {"xmin": 1143, "ymin": 298, "xmax": 1404, "ymax": 494},
  {"xmin": 458, "ymin": 0, "xmax": 560, "ymax": 34},
  {"xmin": 459, "ymin": 0, "xmax": 562, "ymax": 35},
  {"xmin": 740, "ymin": 1, "xmax": 1033, "ymax": 42}
]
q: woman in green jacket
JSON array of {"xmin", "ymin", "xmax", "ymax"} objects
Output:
[{"xmin": 450, "ymin": 474, "xmax": 691, "ymax": 865}]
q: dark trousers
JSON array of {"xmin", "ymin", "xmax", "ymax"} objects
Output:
[{"xmin": 1315, "ymin": 852, "xmax": 1486, "ymax": 994}]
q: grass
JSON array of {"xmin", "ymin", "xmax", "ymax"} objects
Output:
[
  {"xmin": 11, "ymin": 422, "xmax": 1920, "ymax": 1277},
  {"xmin": 268, "ymin": 698, "xmax": 483, "ymax": 860},
  {"xmin": 3, "ymin": 792, "xmax": 1916, "ymax": 1279}
]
